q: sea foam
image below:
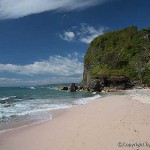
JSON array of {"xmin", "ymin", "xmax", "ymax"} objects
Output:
[
  {"xmin": 30, "ymin": 87, "xmax": 36, "ymax": 90},
  {"xmin": 74, "ymin": 94, "xmax": 102, "ymax": 105},
  {"xmin": 0, "ymin": 103, "xmax": 72, "ymax": 118}
]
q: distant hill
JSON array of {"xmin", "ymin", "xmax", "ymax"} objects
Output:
[{"xmin": 83, "ymin": 26, "xmax": 150, "ymax": 90}]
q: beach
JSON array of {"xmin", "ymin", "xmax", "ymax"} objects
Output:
[{"xmin": 0, "ymin": 93, "xmax": 150, "ymax": 150}]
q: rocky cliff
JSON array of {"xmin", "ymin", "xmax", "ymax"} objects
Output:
[{"xmin": 83, "ymin": 26, "xmax": 150, "ymax": 91}]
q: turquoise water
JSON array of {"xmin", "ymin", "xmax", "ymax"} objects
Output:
[{"xmin": 0, "ymin": 86, "xmax": 101, "ymax": 131}]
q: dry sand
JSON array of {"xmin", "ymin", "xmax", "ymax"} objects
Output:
[{"xmin": 0, "ymin": 94, "xmax": 150, "ymax": 150}]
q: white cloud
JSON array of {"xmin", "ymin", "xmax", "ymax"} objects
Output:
[
  {"xmin": 60, "ymin": 31, "xmax": 75, "ymax": 41},
  {"xmin": 0, "ymin": 55, "xmax": 83, "ymax": 76},
  {"xmin": 0, "ymin": 78, "xmax": 21, "ymax": 82},
  {"xmin": 60, "ymin": 24, "xmax": 108, "ymax": 44},
  {"xmin": 80, "ymin": 24, "xmax": 107, "ymax": 44},
  {"xmin": 0, "ymin": 0, "xmax": 110, "ymax": 19},
  {"xmin": 0, "ymin": 54, "xmax": 83, "ymax": 86},
  {"xmin": 0, "ymin": 78, "xmax": 23, "ymax": 87}
]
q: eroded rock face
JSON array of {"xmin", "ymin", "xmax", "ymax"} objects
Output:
[{"xmin": 83, "ymin": 75, "xmax": 132, "ymax": 92}]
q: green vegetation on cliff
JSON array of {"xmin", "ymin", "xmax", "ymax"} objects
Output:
[{"xmin": 84, "ymin": 26, "xmax": 150, "ymax": 86}]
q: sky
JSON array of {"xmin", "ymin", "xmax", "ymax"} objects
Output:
[{"xmin": 0, "ymin": 0, "xmax": 150, "ymax": 86}]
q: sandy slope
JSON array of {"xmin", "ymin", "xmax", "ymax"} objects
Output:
[{"xmin": 0, "ymin": 94, "xmax": 150, "ymax": 150}]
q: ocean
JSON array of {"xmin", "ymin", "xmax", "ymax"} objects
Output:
[{"xmin": 0, "ymin": 85, "xmax": 101, "ymax": 132}]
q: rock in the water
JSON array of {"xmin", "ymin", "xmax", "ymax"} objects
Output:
[
  {"xmin": 69, "ymin": 83, "xmax": 78, "ymax": 92},
  {"xmin": 58, "ymin": 86, "xmax": 68, "ymax": 91}
]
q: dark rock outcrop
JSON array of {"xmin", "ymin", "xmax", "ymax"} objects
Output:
[
  {"xmin": 58, "ymin": 86, "xmax": 68, "ymax": 91},
  {"xmin": 69, "ymin": 83, "xmax": 78, "ymax": 92}
]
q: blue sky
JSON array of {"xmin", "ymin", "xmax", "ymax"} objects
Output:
[{"xmin": 0, "ymin": 0, "xmax": 150, "ymax": 86}]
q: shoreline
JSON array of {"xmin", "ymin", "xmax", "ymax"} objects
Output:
[
  {"xmin": 0, "ymin": 92, "xmax": 150, "ymax": 150},
  {"xmin": 0, "ymin": 91, "xmax": 122, "ymax": 134},
  {"xmin": 0, "ymin": 89, "xmax": 149, "ymax": 134},
  {"xmin": 0, "ymin": 92, "xmax": 102, "ymax": 133},
  {"xmin": 0, "ymin": 107, "xmax": 69, "ymax": 134}
]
